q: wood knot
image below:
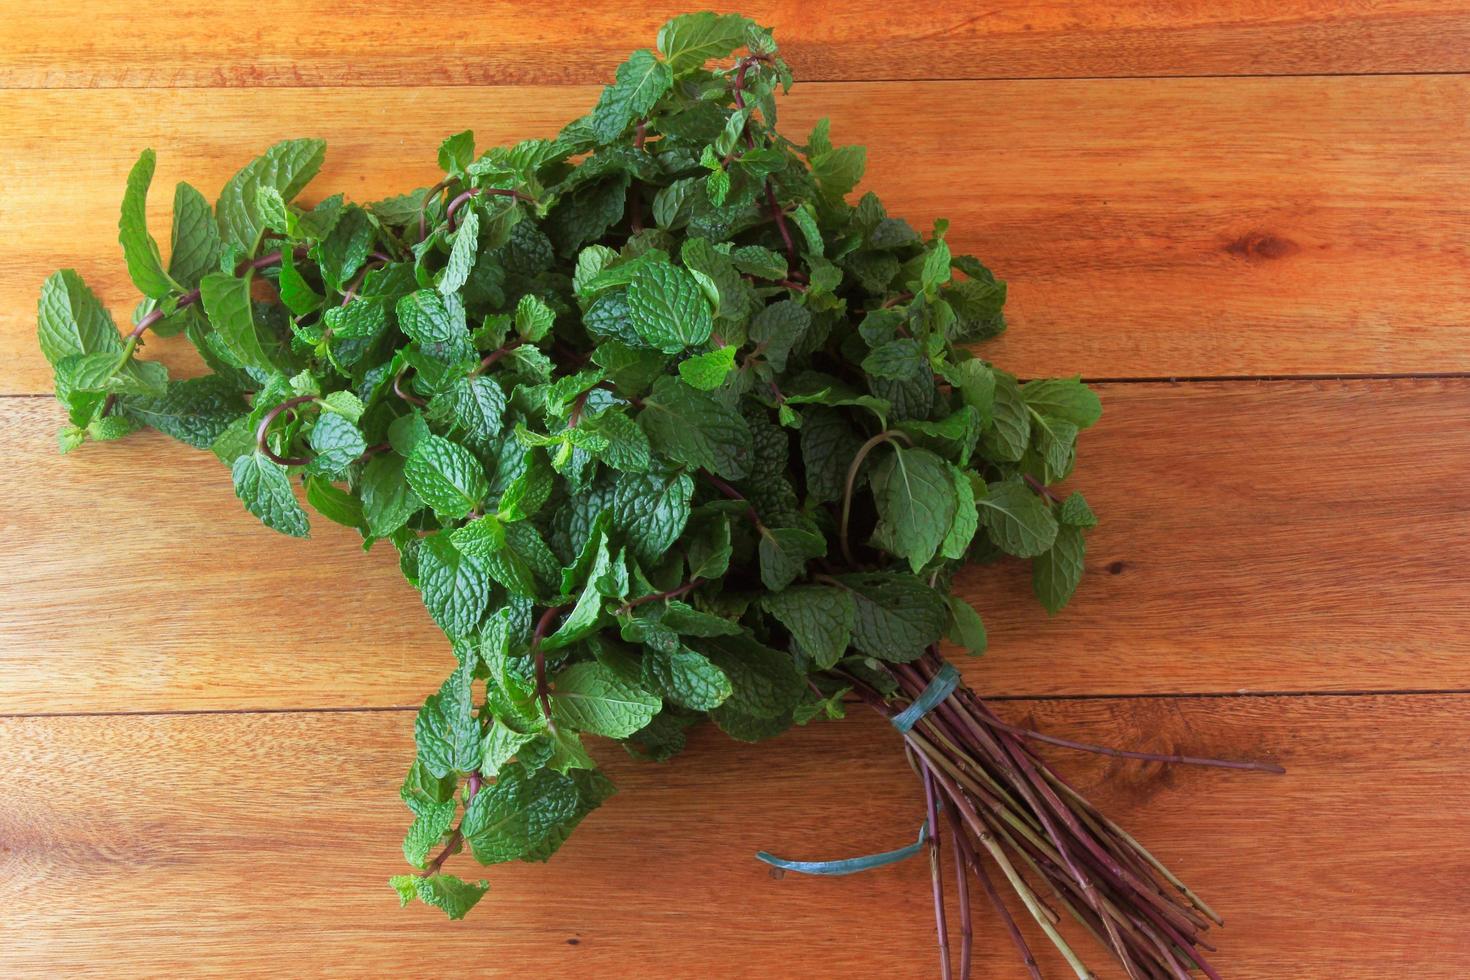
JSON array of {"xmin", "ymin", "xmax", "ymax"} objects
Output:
[
  {"xmin": 1224, "ymin": 231, "xmax": 1299, "ymax": 261},
  {"xmin": 1107, "ymin": 561, "xmax": 1126, "ymax": 575}
]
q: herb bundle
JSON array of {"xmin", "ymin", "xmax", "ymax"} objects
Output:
[{"xmin": 36, "ymin": 13, "xmax": 1279, "ymax": 977}]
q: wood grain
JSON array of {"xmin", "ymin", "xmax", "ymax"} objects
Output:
[
  {"xmin": 5, "ymin": 76, "xmax": 1468, "ymax": 394},
  {"xmin": 2, "ymin": 1, "xmax": 1468, "ymax": 88},
  {"xmin": 4, "ymin": 378, "xmax": 1466, "ymax": 714},
  {"xmin": 1, "ymin": 694, "xmax": 1463, "ymax": 978}
]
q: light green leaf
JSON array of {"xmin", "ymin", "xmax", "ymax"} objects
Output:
[
  {"xmin": 1033, "ymin": 524, "xmax": 1086, "ymax": 614},
  {"xmin": 200, "ymin": 270, "xmax": 275, "ymax": 373},
  {"xmin": 551, "ymin": 661, "xmax": 661, "ymax": 738},
  {"xmin": 389, "ymin": 874, "xmax": 488, "ymax": 920},
  {"xmin": 37, "ymin": 270, "xmax": 122, "ymax": 366},
  {"xmin": 216, "ymin": 138, "xmax": 327, "ymax": 251},
  {"xmin": 945, "ymin": 596, "xmax": 988, "ymax": 655},
  {"xmin": 976, "ymin": 478, "xmax": 1059, "ymax": 558},
  {"xmin": 677, "ymin": 345, "xmax": 736, "ymax": 390},
  {"xmin": 417, "ymin": 531, "xmax": 492, "ymax": 639},
  {"xmin": 589, "ymin": 49, "xmax": 673, "ymax": 144},
  {"xmin": 837, "ymin": 573, "xmax": 947, "ymax": 663},
  {"xmin": 637, "ymin": 376, "xmax": 751, "ymax": 479},
  {"xmin": 414, "ymin": 661, "xmax": 480, "ymax": 778},
  {"xmin": 761, "ymin": 585, "xmax": 855, "ymax": 670},
  {"xmin": 439, "ymin": 207, "xmax": 478, "ymax": 295},
  {"xmin": 626, "ymin": 260, "xmax": 713, "ymax": 353},
  {"xmin": 168, "ymin": 182, "xmax": 222, "ymax": 290},
  {"xmin": 406, "ymin": 434, "xmax": 489, "ymax": 520},
  {"xmin": 231, "ymin": 452, "xmax": 309, "ymax": 538},
  {"xmin": 657, "ymin": 12, "xmax": 752, "ymax": 74},
  {"xmin": 870, "ymin": 445, "xmax": 956, "ymax": 573},
  {"xmin": 118, "ymin": 149, "xmax": 175, "ymax": 299}
]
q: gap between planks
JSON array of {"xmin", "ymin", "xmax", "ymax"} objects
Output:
[{"xmin": 8, "ymin": 687, "xmax": 1470, "ymax": 721}]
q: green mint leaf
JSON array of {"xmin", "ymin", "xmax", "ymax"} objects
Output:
[
  {"xmin": 550, "ymin": 661, "xmax": 661, "ymax": 738},
  {"xmin": 976, "ymin": 478, "xmax": 1059, "ymax": 558},
  {"xmin": 870, "ymin": 444, "xmax": 957, "ymax": 573},
  {"xmin": 685, "ymin": 515, "xmax": 732, "ymax": 580},
  {"xmin": 37, "ymin": 270, "xmax": 122, "ymax": 366},
  {"xmin": 417, "ymin": 531, "xmax": 492, "ymax": 639},
  {"xmin": 515, "ymin": 293, "xmax": 556, "ymax": 342},
  {"xmin": 199, "ymin": 270, "xmax": 276, "ymax": 373},
  {"xmin": 278, "ymin": 249, "xmax": 325, "ymax": 315},
  {"xmin": 579, "ymin": 409, "xmax": 651, "ymax": 473},
  {"xmin": 439, "ymin": 207, "xmax": 478, "ymax": 295},
  {"xmin": 657, "ymin": 12, "xmax": 752, "ymax": 74},
  {"xmin": 761, "ymin": 585, "xmax": 855, "ymax": 670},
  {"xmin": 677, "ymin": 344, "xmax": 736, "ymax": 390},
  {"xmin": 1059, "ymin": 491, "xmax": 1098, "ymax": 528},
  {"xmin": 1021, "ymin": 377, "xmax": 1103, "ymax": 429},
  {"xmin": 589, "ymin": 49, "xmax": 673, "ymax": 144},
  {"xmin": 757, "ymin": 526, "xmax": 826, "ymax": 591},
  {"xmin": 405, "ymin": 434, "xmax": 489, "ymax": 520},
  {"xmin": 642, "ymin": 646, "xmax": 731, "ymax": 711},
  {"xmin": 215, "ymin": 138, "xmax": 326, "ymax": 251},
  {"xmin": 230, "ymin": 451, "xmax": 310, "ymax": 538},
  {"xmin": 396, "ymin": 289, "xmax": 473, "ymax": 361},
  {"xmin": 389, "ymin": 874, "xmax": 488, "ymax": 920},
  {"xmin": 402, "ymin": 793, "xmax": 452, "ymax": 869},
  {"xmin": 482, "ymin": 721, "xmax": 537, "ymax": 778},
  {"xmin": 414, "ymin": 660, "xmax": 481, "ymax": 778},
  {"xmin": 438, "ymin": 130, "xmax": 475, "ymax": 176},
  {"xmin": 981, "ymin": 374, "xmax": 1030, "ymax": 462},
  {"xmin": 452, "ymin": 515, "xmax": 507, "ymax": 558},
  {"xmin": 306, "ymin": 412, "xmax": 366, "ymax": 479},
  {"xmin": 121, "ymin": 375, "xmax": 246, "ymax": 449},
  {"xmin": 1033, "ymin": 524, "xmax": 1086, "ymax": 614},
  {"xmin": 921, "ymin": 239, "xmax": 952, "ymax": 292},
  {"xmin": 690, "ymin": 632, "xmax": 804, "ymax": 719},
  {"xmin": 305, "ymin": 474, "xmax": 364, "ymax": 529},
  {"xmin": 462, "ymin": 763, "xmax": 580, "ymax": 864},
  {"xmin": 837, "ymin": 573, "xmax": 947, "ymax": 663},
  {"xmin": 360, "ymin": 453, "xmax": 423, "ymax": 537},
  {"xmin": 118, "ymin": 149, "xmax": 176, "ymax": 299},
  {"xmin": 945, "ymin": 596, "xmax": 988, "ymax": 655},
  {"xmin": 638, "ymin": 376, "xmax": 752, "ymax": 479},
  {"xmin": 167, "ymin": 182, "xmax": 223, "ymax": 290},
  {"xmin": 941, "ymin": 464, "xmax": 979, "ymax": 560},
  {"xmin": 626, "ymin": 259, "xmax": 713, "ymax": 353}
]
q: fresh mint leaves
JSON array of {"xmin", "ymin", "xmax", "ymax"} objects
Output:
[{"xmin": 36, "ymin": 11, "xmax": 1110, "ymax": 957}]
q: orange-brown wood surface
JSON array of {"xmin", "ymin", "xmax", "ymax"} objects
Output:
[
  {"xmin": 4, "ymin": 1, "xmax": 1470, "ymax": 87},
  {"xmin": 5, "ymin": 76, "xmax": 1469, "ymax": 388},
  {"xmin": 3, "ymin": 696, "xmax": 1466, "ymax": 977},
  {"xmin": 3, "ymin": 3, "xmax": 1469, "ymax": 977},
  {"xmin": 5, "ymin": 379, "xmax": 1468, "ymax": 714}
]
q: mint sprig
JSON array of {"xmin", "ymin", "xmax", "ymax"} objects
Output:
[{"xmin": 37, "ymin": 14, "xmax": 1281, "ymax": 978}]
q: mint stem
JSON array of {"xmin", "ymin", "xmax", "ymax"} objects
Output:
[
  {"xmin": 254, "ymin": 395, "xmax": 318, "ymax": 466},
  {"xmin": 445, "ymin": 187, "xmax": 535, "ymax": 231}
]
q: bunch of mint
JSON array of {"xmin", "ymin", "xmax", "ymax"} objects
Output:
[{"xmin": 37, "ymin": 12, "xmax": 1105, "ymax": 939}]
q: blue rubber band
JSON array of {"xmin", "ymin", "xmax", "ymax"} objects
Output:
[
  {"xmin": 890, "ymin": 663, "xmax": 960, "ymax": 733},
  {"xmin": 755, "ymin": 822, "xmax": 929, "ymax": 876}
]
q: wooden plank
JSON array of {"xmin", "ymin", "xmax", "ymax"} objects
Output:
[
  {"xmin": 5, "ymin": 76, "xmax": 1468, "ymax": 394},
  {"xmin": 1, "ymin": 694, "xmax": 1463, "ymax": 977},
  {"xmin": 3, "ymin": 1, "xmax": 1469, "ymax": 88},
  {"xmin": 3, "ymin": 378, "xmax": 1467, "ymax": 714}
]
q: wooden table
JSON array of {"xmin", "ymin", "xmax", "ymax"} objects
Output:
[{"xmin": 3, "ymin": 4, "xmax": 1468, "ymax": 976}]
